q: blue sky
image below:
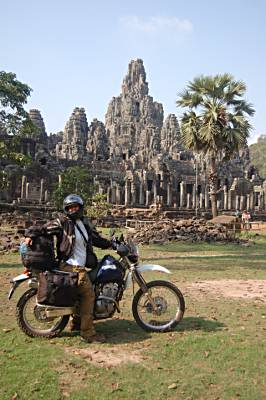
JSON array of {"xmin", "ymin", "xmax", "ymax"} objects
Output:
[{"xmin": 1, "ymin": 0, "xmax": 265, "ymax": 143}]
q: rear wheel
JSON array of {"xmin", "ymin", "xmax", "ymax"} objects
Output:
[
  {"xmin": 132, "ymin": 280, "xmax": 185, "ymax": 332},
  {"xmin": 16, "ymin": 289, "xmax": 69, "ymax": 338}
]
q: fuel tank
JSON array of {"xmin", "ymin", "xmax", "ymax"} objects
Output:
[{"xmin": 95, "ymin": 255, "xmax": 125, "ymax": 284}]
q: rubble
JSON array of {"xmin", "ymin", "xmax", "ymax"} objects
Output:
[
  {"xmin": 0, "ymin": 210, "xmax": 54, "ymax": 255},
  {"xmin": 0, "ymin": 229, "xmax": 23, "ymax": 255},
  {"xmin": 132, "ymin": 218, "xmax": 238, "ymax": 245}
]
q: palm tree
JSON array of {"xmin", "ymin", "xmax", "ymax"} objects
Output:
[{"xmin": 176, "ymin": 74, "xmax": 255, "ymax": 217}]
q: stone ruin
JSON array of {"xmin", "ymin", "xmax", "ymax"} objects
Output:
[{"xmin": 0, "ymin": 59, "xmax": 265, "ymax": 217}]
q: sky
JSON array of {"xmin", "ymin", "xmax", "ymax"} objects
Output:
[{"xmin": 1, "ymin": 0, "xmax": 265, "ymax": 144}]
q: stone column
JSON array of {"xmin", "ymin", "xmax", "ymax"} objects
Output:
[
  {"xmin": 21, "ymin": 175, "xmax": 27, "ymax": 200},
  {"xmin": 58, "ymin": 174, "xmax": 62, "ymax": 187},
  {"xmin": 27, "ymin": 142, "xmax": 31, "ymax": 156},
  {"xmin": 44, "ymin": 190, "xmax": 49, "ymax": 202},
  {"xmin": 228, "ymin": 191, "xmax": 232, "ymax": 210},
  {"xmin": 240, "ymin": 195, "xmax": 245, "ymax": 211},
  {"xmin": 199, "ymin": 193, "xmax": 204, "ymax": 209},
  {"xmin": 180, "ymin": 181, "xmax": 186, "ymax": 207},
  {"xmin": 107, "ymin": 186, "xmax": 112, "ymax": 204},
  {"xmin": 246, "ymin": 194, "xmax": 250, "ymax": 211},
  {"xmin": 39, "ymin": 179, "xmax": 44, "ymax": 203},
  {"xmin": 258, "ymin": 194, "xmax": 262, "ymax": 209},
  {"xmin": 131, "ymin": 183, "xmax": 137, "ymax": 205},
  {"xmin": 153, "ymin": 180, "xmax": 157, "ymax": 203},
  {"xmin": 146, "ymin": 191, "xmax": 151, "ymax": 206},
  {"xmin": 187, "ymin": 193, "xmax": 192, "ymax": 209},
  {"xmin": 235, "ymin": 195, "xmax": 240, "ymax": 210},
  {"xmin": 111, "ymin": 187, "xmax": 116, "ymax": 204},
  {"xmin": 192, "ymin": 184, "xmax": 196, "ymax": 209},
  {"xmin": 205, "ymin": 186, "xmax": 209, "ymax": 209},
  {"xmin": 116, "ymin": 185, "xmax": 122, "ymax": 205},
  {"xmin": 26, "ymin": 182, "xmax": 30, "ymax": 200},
  {"xmin": 167, "ymin": 182, "xmax": 172, "ymax": 207},
  {"xmin": 125, "ymin": 181, "xmax": 131, "ymax": 206},
  {"xmin": 250, "ymin": 192, "xmax": 254, "ymax": 210},
  {"xmin": 139, "ymin": 181, "xmax": 145, "ymax": 205},
  {"xmin": 220, "ymin": 191, "xmax": 224, "ymax": 210},
  {"xmin": 224, "ymin": 187, "xmax": 228, "ymax": 210}
]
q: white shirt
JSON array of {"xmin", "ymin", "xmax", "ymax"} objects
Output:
[{"xmin": 66, "ymin": 219, "xmax": 89, "ymax": 268}]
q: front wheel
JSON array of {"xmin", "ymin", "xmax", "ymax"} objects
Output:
[
  {"xmin": 132, "ymin": 280, "xmax": 185, "ymax": 332},
  {"xmin": 16, "ymin": 289, "xmax": 69, "ymax": 338}
]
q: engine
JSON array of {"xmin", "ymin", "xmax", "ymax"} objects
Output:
[{"xmin": 94, "ymin": 283, "xmax": 120, "ymax": 318}]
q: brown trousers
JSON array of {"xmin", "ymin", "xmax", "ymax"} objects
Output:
[{"xmin": 61, "ymin": 263, "xmax": 96, "ymax": 338}]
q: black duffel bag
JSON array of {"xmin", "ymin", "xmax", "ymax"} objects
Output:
[
  {"xmin": 22, "ymin": 226, "xmax": 55, "ymax": 271},
  {"xmin": 37, "ymin": 270, "xmax": 79, "ymax": 307}
]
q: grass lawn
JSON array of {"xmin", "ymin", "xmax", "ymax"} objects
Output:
[{"xmin": 0, "ymin": 235, "xmax": 265, "ymax": 400}]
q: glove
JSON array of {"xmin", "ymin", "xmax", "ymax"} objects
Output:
[{"xmin": 110, "ymin": 238, "xmax": 117, "ymax": 250}]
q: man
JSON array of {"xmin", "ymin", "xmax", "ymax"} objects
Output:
[
  {"xmin": 241, "ymin": 209, "xmax": 251, "ymax": 231},
  {"xmin": 25, "ymin": 194, "xmax": 112, "ymax": 343}
]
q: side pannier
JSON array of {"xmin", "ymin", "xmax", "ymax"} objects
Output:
[
  {"xmin": 37, "ymin": 270, "xmax": 78, "ymax": 307},
  {"xmin": 21, "ymin": 226, "xmax": 55, "ymax": 271}
]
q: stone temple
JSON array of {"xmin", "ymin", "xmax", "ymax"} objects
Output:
[{"xmin": 0, "ymin": 59, "xmax": 264, "ymax": 213}]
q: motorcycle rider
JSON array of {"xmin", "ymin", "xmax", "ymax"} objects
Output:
[{"xmin": 24, "ymin": 194, "xmax": 112, "ymax": 343}]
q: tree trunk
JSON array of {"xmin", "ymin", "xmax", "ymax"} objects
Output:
[{"xmin": 209, "ymin": 156, "xmax": 218, "ymax": 218}]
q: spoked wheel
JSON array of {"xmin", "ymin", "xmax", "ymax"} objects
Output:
[
  {"xmin": 16, "ymin": 289, "xmax": 69, "ymax": 338},
  {"xmin": 132, "ymin": 280, "xmax": 185, "ymax": 332}
]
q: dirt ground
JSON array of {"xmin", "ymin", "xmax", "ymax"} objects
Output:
[
  {"xmin": 65, "ymin": 345, "xmax": 144, "ymax": 367},
  {"xmin": 184, "ymin": 279, "xmax": 266, "ymax": 302}
]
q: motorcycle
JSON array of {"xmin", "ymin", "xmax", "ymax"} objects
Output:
[{"xmin": 8, "ymin": 236, "xmax": 185, "ymax": 338}]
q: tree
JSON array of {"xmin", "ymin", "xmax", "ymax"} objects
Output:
[
  {"xmin": 86, "ymin": 193, "xmax": 112, "ymax": 220},
  {"xmin": 52, "ymin": 166, "xmax": 96, "ymax": 210},
  {"xmin": 249, "ymin": 135, "xmax": 266, "ymax": 178},
  {"xmin": 0, "ymin": 71, "xmax": 36, "ymax": 164},
  {"xmin": 177, "ymin": 74, "xmax": 254, "ymax": 217}
]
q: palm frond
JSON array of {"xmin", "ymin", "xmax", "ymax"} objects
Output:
[{"xmin": 176, "ymin": 73, "xmax": 254, "ymax": 157}]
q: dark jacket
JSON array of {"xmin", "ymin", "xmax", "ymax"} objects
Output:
[{"xmin": 25, "ymin": 213, "xmax": 111, "ymax": 265}]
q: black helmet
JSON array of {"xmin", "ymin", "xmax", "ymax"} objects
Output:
[{"xmin": 63, "ymin": 194, "xmax": 84, "ymax": 220}]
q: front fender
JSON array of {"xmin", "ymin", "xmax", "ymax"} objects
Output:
[
  {"xmin": 137, "ymin": 264, "xmax": 171, "ymax": 274},
  {"xmin": 124, "ymin": 264, "xmax": 171, "ymax": 289},
  {"xmin": 8, "ymin": 273, "xmax": 30, "ymax": 300}
]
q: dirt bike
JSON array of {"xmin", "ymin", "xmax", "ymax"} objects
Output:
[{"xmin": 8, "ymin": 236, "xmax": 185, "ymax": 338}]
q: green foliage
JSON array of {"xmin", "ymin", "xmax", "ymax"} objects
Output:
[
  {"xmin": 86, "ymin": 192, "xmax": 112, "ymax": 219},
  {"xmin": 249, "ymin": 135, "xmax": 266, "ymax": 178},
  {"xmin": 0, "ymin": 71, "xmax": 37, "ymax": 164},
  {"xmin": 0, "ymin": 71, "xmax": 31, "ymax": 133},
  {"xmin": 0, "ymin": 168, "xmax": 23, "ymax": 191},
  {"xmin": 177, "ymin": 73, "xmax": 255, "ymax": 217},
  {"xmin": 52, "ymin": 166, "xmax": 96, "ymax": 210},
  {"xmin": 0, "ymin": 140, "xmax": 32, "ymax": 165},
  {"xmin": 177, "ymin": 73, "xmax": 254, "ymax": 157},
  {"xmin": 0, "ymin": 169, "xmax": 8, "ymax": 190}
]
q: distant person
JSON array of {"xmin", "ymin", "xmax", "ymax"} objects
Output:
[
  {"xmin": 241, "ymin": 210, "xmax": 251, "ymax": 230},
  {"xmin": 235, "ymin": 209, "xmax": 241, "ymax": 220}
]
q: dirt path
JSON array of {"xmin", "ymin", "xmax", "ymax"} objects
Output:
[
  {"xmin": 184, "ymin": 279, "xmax": 266, "ymax": 301},
  {"xmin": 65, "ymin": 345, "xmax": 144, "ymax": 367}
]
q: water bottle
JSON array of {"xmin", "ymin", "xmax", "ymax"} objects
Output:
[{"xmin": 19, "ymin": 242, "xmax": 28, "ymax": 255}]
